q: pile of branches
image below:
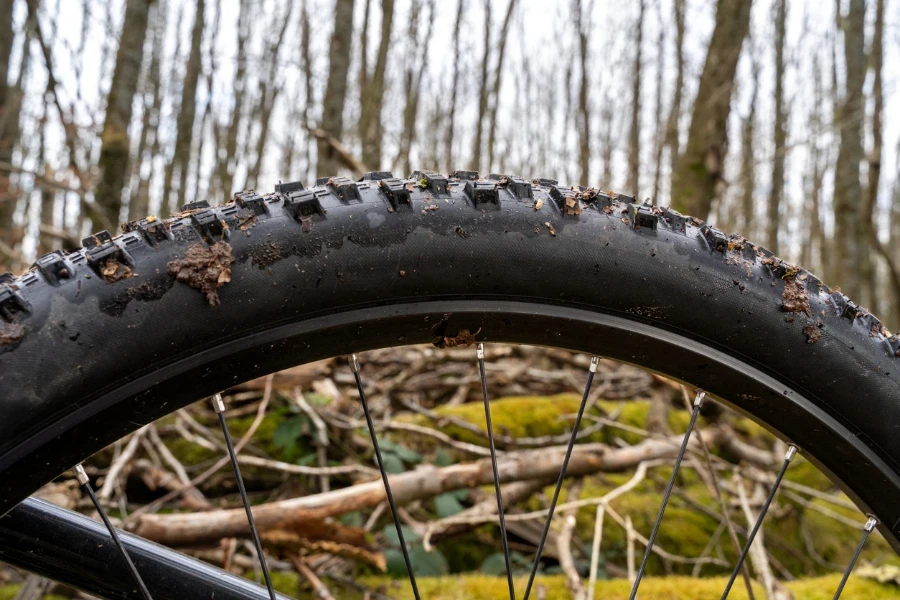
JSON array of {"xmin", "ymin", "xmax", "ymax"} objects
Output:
[{"xmin": 16, "ymin": 345, "xmax": 871, "ymax": 600}]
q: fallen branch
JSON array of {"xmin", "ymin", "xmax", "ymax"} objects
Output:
[{"xmin": 131, "ymin": 435, "xmax": 693, "ymax": 546}]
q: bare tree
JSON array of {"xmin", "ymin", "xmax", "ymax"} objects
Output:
[
  {"xmin": 444, "ymin": 0, "xmax": 466, "ymax": 174},
  {"xmin": 863, "ymin": 0, "xmax": 884, "ymax": 313},
  {"xmin": 0, "ymin": 0, "xmax": 19, "ymax": 249},
  {"xmin": 832, "ymin": 0, "xmax": 865, "ymax": 299},
  {"xmin": 486, "ymin": 0, "xmax": 518, "ymax": 172},
  {"xmin": 246, "ymin": 3, "xmax": 293, "ymax": 190},
  {"xmin": 162, "ymin": 0, "xmax": 204, "ymax": 213},
  {"xmin": 800, "ymin": 54, "xmax": 827, "ymax": 278},
  {"xmin": 395, "ymin": 0, "xmax": 436, "ymax": 175},
  {"xmin": 574, "ymin": 0, "xmax": 591, "ymax": 185},
  {"xmin": 358, "ymin": 0, "xmax": 394, "ymax": 170},
  {"xmin": 93, "ymin": 0, "xmax": 153, "ymax": 230},
  {"xmin": 649, "ymin": 1, "xmax": 665, "ymax": 201},
  {"xmin": 671, "ymin": 0, "xmax": 752, "ymax": 218},
  {"xmin": 216, "ymin": 0, "xmax": 249, "ymax": 198},
  {"xmin": 766, "ymin": 0, "xmax": 786, "ymax": 255},
  {"xmin": 627, "ymin": 0, "xmax": 644, "ymax": 195},
  {"xmin": 472, "ymin": 0, "xmax": 492, "ymax": 171},
  {"xmin": 663, "ymin": 0, "xmax": 685, "ymax": 199},
  {"xmin": 739, "ymin": 55, "xmax": 759, "ymax": 241},
  {"xmin": 317, "ymin": 0, "xmax": 356, "ymax": 176}
]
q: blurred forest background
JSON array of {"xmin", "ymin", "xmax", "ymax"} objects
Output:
[{"xmin": 0, "ymin": 0, "xmax": 898, "ymax": 323}]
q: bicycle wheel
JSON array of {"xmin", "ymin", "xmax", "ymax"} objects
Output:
[{"xmin": 0, "ymin": 171, "xmax": 897, "ymax": 599}]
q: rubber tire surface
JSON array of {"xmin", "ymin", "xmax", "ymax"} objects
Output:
[{"xmin": 1, "ymin": 173, "xmax": 899, "ymax": 549}]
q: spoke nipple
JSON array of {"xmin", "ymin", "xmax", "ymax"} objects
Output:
[
  {"xmin": 349, "ymin": 354, "xmax": 361, "ymax": 373},
  {"xmin": 865, "ymin": 516, "xmax": 878, "ymax": 532},
  {"xmin": 73, "ymin": 463, "xmax": 89, "ymax": 486},
  {"xmin": 785, "ymin": 444, "xmax": 799, "ymax": 461},
  {"xmin": 211, "ymin": 392, "xmax": 226, "ymax": 414},
  {"xmin": 476, "ymin": 343, "xmax": 485, "ymax": 360},
  {"xmin": 693, "ymin": 390, "xmax": 706, "ymax": 407},
  {"xmin": 590, "ymin": 356, "xmax": 599, "ymax": 372}
]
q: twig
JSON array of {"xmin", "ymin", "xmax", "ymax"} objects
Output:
[
  {"xmin": 289, "ymin": 554, "xmax": 335, "ymax": 600},
  {"xmin": 558, "ymin": 513, "xmax": 586, "ymax": 600},
  {"xmin": 322, "ymin": 409, "xmax": 495, "ymax": 457},
  {"xmin": 625, "ymin": 515, "xmax": 636, "ymax": 583},
  {"xmin": 736, "ymin": 476, "xmax": 776, "ymax": 598},
  {"xmin": 423, "ymin": 461, "xmax": 652, "ymax": 551},
  {"xmin": 294, "ymin": 389, "xmax": 331, "ymax": 492},
  {"xmin": 97, "ymin": 425, "xmax": 148, "ymax": 502},
  {"xmin": 237, "ymin": 454, "xmax": 378, "ymax": 477},
  {"xmin": 586, "ymin": 502, "xmax": 606, "ymax": 600}
]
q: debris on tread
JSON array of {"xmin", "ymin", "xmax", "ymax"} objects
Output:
[
  {"xmin": 782, "ymin": 276, "xmax": 812, "ymax": 316},
  {"xmin": 0, "ymin": 321, "xmax": 24, "ymax": 347},
  {"xmin": 166, "ymin": 241, "xmax": 234, "ymax": 306},
  {"xmin": 803, "ymin": 323, "xmax": 823, "ymax": 344},
  {"xmin": 441, "ymin": 328, "xmax": 481, "ymax": 348},
  {"xmin": 100, "ymin": 258, "xmax": 133, "ymax": 283}
]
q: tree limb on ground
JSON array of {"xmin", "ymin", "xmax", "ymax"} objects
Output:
[{"xmin": 130, "ymin": 433, "xmax": 704, "ymax": 545}]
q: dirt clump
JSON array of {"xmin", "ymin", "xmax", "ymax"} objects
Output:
[
  {"xmin": 0, "ymin": 322, "xmax": 24, "ymax": 347},
  {"xmin": 167, "ymin": 241, "xmax": 235, "ymax": 305},
  {"xmin": 101, "ymin": 258, "xmax": 133, "ymax": 283},
  {"xmin": 782, "ymin": 276, "xmax": 811, "ymax": 316},
  {"xmin": 442, "ymin": 328, "xmax": 481, "ymax": 348},
  {"xmin": 803, "ymin": 323, "xmax": 822, "ymax": 344}
]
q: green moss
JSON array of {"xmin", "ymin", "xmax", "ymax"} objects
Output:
[
  {"xmin": 0, "ymin": 586, "xmax": 67, "ymax": 600},
  {"xmin": 348, "ymin": 574, "xmax": 894, "ymax": 599}
]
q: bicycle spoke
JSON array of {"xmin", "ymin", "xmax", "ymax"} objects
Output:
[
  {"xmin": 350, "ymin": 354, "xmax": 422, "ymax": 600},
  {"xmin": 720, "ymin": 444, "xmax": 798, "ymax": 600},
  {"xmin": 73, "ymin": 464, "xmax": 153, "ymax": 600},
  {"xmin": 522, "ymin": 356, "xmax": 599, "ymax": 600},
  {"xmin": 477, "ymin": 342, "xmax": 516, "ymax": 600},
  {"xmin": 628, "ymin": 390, "xmax": 705, "ymax": 600},
  {"xmin": 831, "ymin": 516, "xmax": 878, "ymax": 600},
  {"xmin": 212, "ymin": 393, "xmax": 278, "ymax": 600}
]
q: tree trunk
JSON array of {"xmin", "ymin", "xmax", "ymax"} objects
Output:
[
  {"xmin": 317, "ymin": 0, "xmax": 356, "ymax": 177},
  {"xmin": 162, "ymin": 0, "xmax": 204, "ymax": 213},
  {"xmin": 486, "ymin": 0, "xmax": 518, "ymax": 172},
  {"xmin": 94, "ymin": 0, "xmax": 153, "ymax": 231},
  {"xmin": 739, "ymin": 58, "xmax": 759, "ymax": 242},
  {"xmin": 626, "ymin": 0, "xmax": 644, "ymax": 196},
  {"xmin": 650, "ymin": 1, "xmax": 665, "ymax": 201},
  {"xmin": 444, "ymin": 0, "xmax": 466, "ymax": 174},
  {"xmin": 670, "ymin": 0, "xmax": 752, "ymax": 218},
  {"xmin": 471, "ymin": 0, "xmax": 492, "ymax": 171},
  {"xmin": 217, "ymin": 0, "xmax": 249, "ymax": 198},
  {"xmin": 358, "ymin": 0, "xmax": 393, "ymax": 170},
  {"xmin": 0, "ymin": 0, "xmax": 19, "ymax": 250},
  {"xmin": 863, "ymin": 0, "xmax": 884, "ymax": 313},
  {"xmin": 663, "ymin": 0, "xmax": 685, "ymax": 202},
  {"xmin": 395, "ymin": 0, "xmax": 436, "ymax": 176},
  {"xmin": 246, "ymin": 4, "xmax": 293, "ymax": 190},
  {"xmin": 574, "ymin": 0, "xmax": 590, "ymax": 186},
  {"xmin": 832, "ymin": 0, "xmax": 866, "ymax": 299},
  {"xmin": 765, "ymin": 0, "xmax": 786, "ymax": 255}
]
